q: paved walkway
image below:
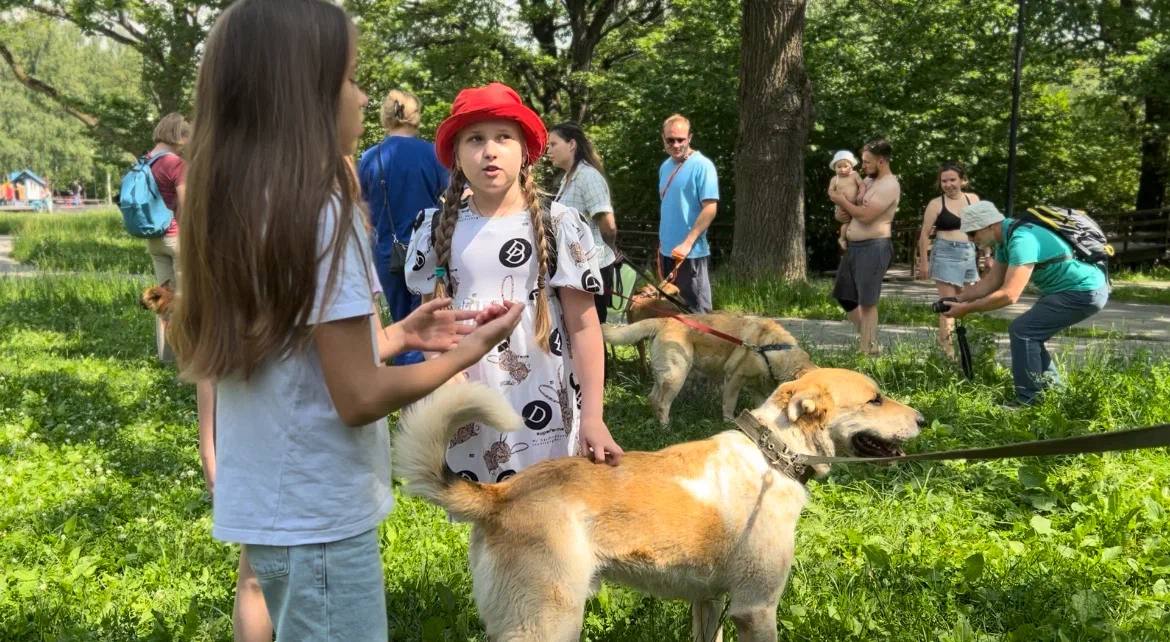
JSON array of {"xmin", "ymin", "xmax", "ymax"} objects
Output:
[
  {"xmin": 5, "ymin": 232, "xmax": 1170, "ymax": 358},
  {"xmin": 777, "ymin": 317, "xmax": 1170, "ymax": 364},
  {"xmin": 877, "ymin": 279, "xmax": 1170, "ymax": 342},
  {"xmin": 0, "ymin": 235, "xmax": 35, "ymax": 275}
]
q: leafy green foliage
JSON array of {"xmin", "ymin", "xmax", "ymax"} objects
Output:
[
  {"xmin": 0, "ymin": 17, "xmax": 143, "ymax": 184},
  {"xmin": 5, "ymin": 0, "xmax": 1162, "ymax": 272}
]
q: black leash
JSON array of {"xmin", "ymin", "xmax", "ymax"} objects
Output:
[
  {"xmin": 616, "ymin": 251, "xmax": 695, "ymax": 313},
  {"xmin": 736, "ymin": 412, "xmax": 1170, "ymax": 467}
]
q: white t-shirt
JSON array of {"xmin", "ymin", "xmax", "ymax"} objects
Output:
[
  {"xmin": 211, "ymin": 199, "xmax": 393, "ymax": 546},
  {"xmin": 554, "ymin": 163, "xmax": 615, "ymax": 268}
]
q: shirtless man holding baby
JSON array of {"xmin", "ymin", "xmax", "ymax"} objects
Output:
[{"xmin": 828, "ymin": 138, "xmax": 901, "ymax": 355}]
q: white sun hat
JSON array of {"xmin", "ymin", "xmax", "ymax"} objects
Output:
[
  {"xmin": 830, "ymin": 150, "xmax": 858, "ymax": 170},
  {"xmin": 958, "ymin": 201, "xmax": 1006, "ymax": 235}
]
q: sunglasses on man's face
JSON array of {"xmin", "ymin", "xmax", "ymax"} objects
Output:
[{"xmin": 664, "ymin": 137, "xmax": 688, "ymax": 145}]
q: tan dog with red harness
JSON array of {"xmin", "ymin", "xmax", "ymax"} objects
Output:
[{"xmin": 394, "ymin": 368, "xmax": 924, "ymax": 642}]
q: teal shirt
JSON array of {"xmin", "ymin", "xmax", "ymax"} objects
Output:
[{"xmin": 993, "ymin": 219, "xmax": 1106, "ymax": 295}]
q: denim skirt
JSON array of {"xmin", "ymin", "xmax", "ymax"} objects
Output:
[{"xmin": 929, "ymin": 238, "xmax": 978, "ymax": 286}]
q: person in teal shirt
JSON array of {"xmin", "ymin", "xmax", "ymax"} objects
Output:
[
  {"xmin": 942, "ymin": 201, "xmax": 1109, "ymax": 407},
  {"xmin": 657, "ymin": 113, "xmax": 719, "ymax": 312}
]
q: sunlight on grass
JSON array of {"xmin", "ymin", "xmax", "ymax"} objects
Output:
[
  {"xmin": 2, "ymin": 214, "xmax": 1169, "ymax": 639},
  {"xmin": 1113, "ymin": 265, "xmax": 1170, "ymax": 283},
  {"xmin": 2, "ymin": 271, "xmax": 1168, "ymax": 640},
  {"xmin": 9, "ymin": 210, "xmax": 152, "ymax": 275}
]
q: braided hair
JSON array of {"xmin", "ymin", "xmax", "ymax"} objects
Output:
[{"xmin": 520, "ymin": 163, "xmax": 553, "ymax": 352}]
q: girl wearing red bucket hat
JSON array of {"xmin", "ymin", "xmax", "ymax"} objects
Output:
[{"xmin": 406, "ymin": 82, "xmax": 624, "ymax": 481}]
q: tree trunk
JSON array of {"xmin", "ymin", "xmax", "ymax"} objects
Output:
[
  {"xmin": 1135, "ymin": 92, "xmax": 1168, "ymax": 212},
  {"xmin": 731, "ymin": 0, "xmax": 814, "ymax": 280}
]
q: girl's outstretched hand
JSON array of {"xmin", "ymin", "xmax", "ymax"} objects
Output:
[{"xmin": 397, "ymin": 297, "xmax": 480, "ymax": 353}]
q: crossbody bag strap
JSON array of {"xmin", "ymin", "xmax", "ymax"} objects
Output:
[
  {"xmin": 660, "ymin": 156, "xmax": 689, "ymax": 200},
  {"xmin": 1006, "ymin": 220, "xmax": 1071, "ymax": 270},
  {"xmin": 375, "ymin": 143, "xmax": 400, "ymax": 244}
]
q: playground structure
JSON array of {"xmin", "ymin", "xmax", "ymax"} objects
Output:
[{"xmin": 1, "ymin": 170, "xmax": 53, "ymax": 212}]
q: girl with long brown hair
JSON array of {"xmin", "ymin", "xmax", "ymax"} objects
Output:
[
  {"xmin": 169, "ymin": 1, "xmax": 520, "ymax": 637},
  {"xmin": 405, "ymin": 82, "xmax": 623, "ymax": 486}
]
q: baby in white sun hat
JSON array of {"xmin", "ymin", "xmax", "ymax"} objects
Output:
[{"xmin": 829, "ymin": 150, "xmax": 866, "ymax": 250}]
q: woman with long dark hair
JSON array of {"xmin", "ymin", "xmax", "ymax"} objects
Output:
[{"xmin": 546, "ymin": 122, "xmax": 619, "ymax": 322}]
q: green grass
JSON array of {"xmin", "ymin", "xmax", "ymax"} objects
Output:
[
  {"xmin": 0, "ymin": 213, "xmax": 34, "ymax": 236},
  {"xmin": 1113, "ymin": 265, "xmax": 1170, "ymax": 283},
  {"xmin": 9, "ymin": 210, "xmax": 153, "ymax": 275},
  {"xmin": 1108, "ymin": 285, "xmax": 1170, "ymax": 306},
  {"xmin": 0, "ymin": 210, "xmax": 1167, "ymax": 639},
  {"xmin": 2, "ymin": 273, "xmax": 1170, "ymax": 640}
]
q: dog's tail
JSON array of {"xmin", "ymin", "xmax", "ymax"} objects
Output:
[
  {"xmin": 393, "ymin": 383, "xmax": 524, "ymax": 521},
  {"xmin": 602, "ymin": 318, "xmax": 668, "ymax": 346}
]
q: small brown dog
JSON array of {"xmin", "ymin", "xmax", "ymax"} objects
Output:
[{"xmin": 139, "ymin": 280, "xmax": 175, "ymax": 319}]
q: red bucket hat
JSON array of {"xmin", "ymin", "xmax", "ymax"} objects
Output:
[{"xmin": 434, "ymin": 83, "xmax": 548, "ymax": 170}]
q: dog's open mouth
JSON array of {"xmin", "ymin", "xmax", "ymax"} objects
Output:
[{"xmin": 850, "ymin": 432, "xmax": 905, "ymax": 458}]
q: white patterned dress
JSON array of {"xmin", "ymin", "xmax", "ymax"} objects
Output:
[{"xmin": 405, "ymin": 200, "xmax": 603, "ymax": 484}]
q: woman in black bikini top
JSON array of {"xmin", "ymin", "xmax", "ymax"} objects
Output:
[
  {"xmin": 918, "ymin": 162, "xmax": 981, "ymax": 358},
  {"xmin": 934, "ymin": 192, "xmax": 971, "ymax": 231}
]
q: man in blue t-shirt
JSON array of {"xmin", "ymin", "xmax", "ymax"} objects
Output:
[
  {"xmin": 357, "ymin": 90, "xmax": 450, "ymax": 365},
  {"xmin": 942, "ymin": 201, "xmax": 1109, "ymax": 407},
  {"xmin": 658, "ymin": 114, "xmax": 719, "ymax": 313}
]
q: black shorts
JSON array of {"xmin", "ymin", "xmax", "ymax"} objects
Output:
[
  {"xmin": 658, "ymin": 254, "xmax": 712, "ymax": 313},
  {"xmin": 832, "ymin": 237, "xmax": 893, "ymax": 312},
  {"xmin": 594, "ymin": 263, "xmax": 616, "ymax": 324}
]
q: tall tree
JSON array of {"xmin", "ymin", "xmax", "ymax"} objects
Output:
[
  {"xmin": 1033, "ymin": 0, "xmax": 1170, "ymax": 211},
  {"xmin": 0, "ymin": 17, "xmax": 143, "ymax": 186},
  {"xmin": 0, "ymin": 1, "xmax": 226, "ymax": 155},
  {"xmin": 730, "ymin": 0, "xmax": 813, "ymax": 279},
  {"xmin": 348, "ymin": 0, "xmax": 664, "ymax": 125}
]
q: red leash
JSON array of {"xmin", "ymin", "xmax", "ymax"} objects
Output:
[{"xmin": 604, "ymin": 287, "xmax": 788, "ymax": 354}]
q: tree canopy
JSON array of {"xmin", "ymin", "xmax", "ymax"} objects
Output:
[{"xmin": 1, "ymin": 0, "xmax": 1163, "ymax": 270}]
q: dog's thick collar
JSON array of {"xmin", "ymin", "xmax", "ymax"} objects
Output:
[{"xmin": 733, "ymin": 411, "xmax": 813, "ymax": 485}]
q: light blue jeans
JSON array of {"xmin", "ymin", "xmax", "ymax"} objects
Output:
[
  {"xmin": 1008, "ymin": 285, "xmax": 1109, "ymax": 404},
  {"xmin": 245, "ymin": 528, "xmax": 386, "ymax": 641}
]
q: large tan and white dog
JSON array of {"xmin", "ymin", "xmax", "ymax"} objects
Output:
[
  {"xmin": 394, "ymin": 368, "xmax": 924, "ymax": 642},
  {"xmin": 603, "ymin": 313, "xmax": 819, "ymax": 424}
]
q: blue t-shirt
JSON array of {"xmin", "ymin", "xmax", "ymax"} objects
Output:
[
  {"xmin": 993, "ymin": 218, "xmax": 1106, "ymax": 295},
  {"xmin": 358, "ymin": 136, "xmax": 449, "ymax": 263},
  {"xmin": 658, "ymin": 150, "xmax": 719, "ymax": 259}
]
